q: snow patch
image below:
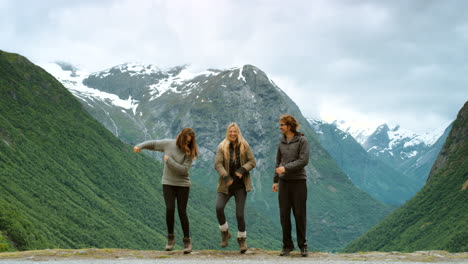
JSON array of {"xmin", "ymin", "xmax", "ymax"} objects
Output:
[
  {"xmin": 404, "ymin": 150, "xmax": 419, "ymax": 158},
  {"xmin": 367, "ymin": 146, "xmax": 378, "ymax": 152},
  {"xmin": 148, "ymin": 68, "xmax": 219, "ymax": 100},
  {"xmin": 237, "ymin": 65, "xmax": 246, "ymax": 82},
  {"xmin": 332, "ymin": 120, "xmax": 374, "ymax": 145},
  {"xmin": 106, "ymin": 62, "xmax": 162, "ymax": 77},
  {"xmin": 41, "ymin": 62, "xmax": 140, "ymax": 114}
]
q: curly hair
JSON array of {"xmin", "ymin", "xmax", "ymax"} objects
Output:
[{"xmin": 280, "ymin": 114, "xmax": 300, "ymax": 133}]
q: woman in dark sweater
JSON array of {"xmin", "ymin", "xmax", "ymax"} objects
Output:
[
  {"xmin": 214, "ymin": 123, "xmax": 256, "ymax": 253},
  {"xmin": 134, "ymin": 128, "xmax": 198, "ymax": 254}
]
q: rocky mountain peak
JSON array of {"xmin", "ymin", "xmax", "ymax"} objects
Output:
[{"xmin": 363, "ymin": 124, "xmax": 390, "ymax": 151}]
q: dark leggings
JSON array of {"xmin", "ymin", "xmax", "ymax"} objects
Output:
[
  {"xmin": 162, "ymin": 184, "xmax": 190, "ymax": 237},
  {"xmin": 216, "ymin": 188, "xmax": 247, "ymax": 232}
]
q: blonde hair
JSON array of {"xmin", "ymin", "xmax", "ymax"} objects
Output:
[{"xmin": 220, "ymin": 123, "xmax": 249, "ymax": 160}]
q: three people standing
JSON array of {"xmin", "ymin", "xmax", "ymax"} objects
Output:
[{"xmin": 134, "ymin": 114, "xmax": 308, "ymax": 256}]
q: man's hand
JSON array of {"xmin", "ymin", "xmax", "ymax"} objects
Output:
[
  {"xmin": 275, "ymin": 166, "xmax": 286, "ymax": 175},
  {"xmin": 272, "ymin": 183, "xmax": 279, "ymax": 192},
  {"xmin": 235, "ymin": 172, "xmax": 242, "ymax": 179},
  {"xmin": 133, "ymin": 146, "xmax": 141, "ymax": 153},
  {"xmin": 164, "ymin": 155, "xmax": 169, "ymax": 162}
]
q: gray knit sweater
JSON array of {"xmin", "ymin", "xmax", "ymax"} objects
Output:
[{"xmin": 137, "ymin": 139, "xmax": 192, "ymax": 187}]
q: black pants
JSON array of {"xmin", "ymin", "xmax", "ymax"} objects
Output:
[
  {"xmin": 216, "ymin": 188, "xmax": 247, "ymax": 232},
  {"xmin": 278, "ymin": 179, "xmax": 307, "ymax": 249},
  {"xmin": 163, "ymin": 184, "xmax": 190, "ymax": 238}
]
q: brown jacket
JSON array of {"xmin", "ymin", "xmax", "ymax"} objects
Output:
[{"xmin": 214, "ymin": 143, "xmax": 256, "ymax": 194}]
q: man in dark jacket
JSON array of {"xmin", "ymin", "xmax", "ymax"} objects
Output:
[{"xmin": 272, "ymin": 114, "xmax": 309, "ymax": 257}]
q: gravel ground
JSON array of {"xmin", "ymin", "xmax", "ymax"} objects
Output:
[
  {"xmin": 0, "ymin": 260, "xmax": 465, "ymax": 264},
  {"xmin": 0, "ymin": 248, "xmax": 467, "ymax": 263}
]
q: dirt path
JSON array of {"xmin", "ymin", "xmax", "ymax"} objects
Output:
[{"xmin": 0, "ymin": 248, "xmax": 467, "ymax": 263}]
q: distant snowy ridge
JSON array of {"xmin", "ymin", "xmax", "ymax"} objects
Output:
[
  {"xmin": 330, "ymin": 120, "xmax": 443, "ymax": 147},
  {"xmin": 40, "ymin": 63, "xmax": 140, "ymax": 114},
  {"xmin": 95, "ymin": 62, "xmax": 162, "ymax": 77},
  {"xmin": 307, "ymin": 118, "xmax": 373, "ymax": 145},
  {"xmin": 307, "ymin": 118, "xmax": 446, "ymax": 163},
  {"xmin": 42, "ymin": 62, "xmax": 279, "ymax": 110},
  {"xmin": 331, "ymin": 120, "xmax": 374, "ymax": 145},
  {"xmin": 41, "ymin": 62, "xmax": 227, "ymax": 112}
]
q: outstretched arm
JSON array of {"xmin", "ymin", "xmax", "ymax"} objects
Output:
[{"xmin": 134, "ymin": 140, "xmax": 171, "ymax": 153}]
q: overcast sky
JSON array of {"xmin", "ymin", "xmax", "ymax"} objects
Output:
[{"xmin": 1, "ymin": 0, "xmax": 467, "ymax": 134}]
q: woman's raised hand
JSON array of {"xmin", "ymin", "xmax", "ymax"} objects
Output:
[{"xmin": 133, "ymin": 146, "xmax": 141, "ymax": 153}]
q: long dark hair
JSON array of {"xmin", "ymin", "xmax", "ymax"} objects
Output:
[{"xmin": 176, "ymin": 128, "xmax": 198, "ymax": 160}]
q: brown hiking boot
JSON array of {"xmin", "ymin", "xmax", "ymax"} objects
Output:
[
  {"xmin": 183, "ymin": 237, "xmax": 192, "ymax": 254},
  {"xmin": 165, "ymin": 234, "xmax": 175, "ymax": 251},
  {"xmin": 237, "ymin": 237, "xmax": 247, "ymax": 253},
  {"xmin": 220, "ymin": 230, "xmax": 231, "ymax": 248}
]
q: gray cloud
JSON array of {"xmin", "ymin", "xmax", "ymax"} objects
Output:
[{"xmin": 1, "ymin": 0, "xmax": 466, "ymax": 133}]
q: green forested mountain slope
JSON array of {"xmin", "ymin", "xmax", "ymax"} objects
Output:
[
  {"xmin": 0, "ymin": 233, "xmax": 14, "ymax": 252},
  {"xmin": 0, "ymin": 50, "xmax": 281, "ymax": 252},
  {"xmin": 344, "ymin": 101, "xmax": 468, "ymax": 252}
]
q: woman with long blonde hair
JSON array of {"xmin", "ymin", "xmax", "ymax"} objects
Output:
[
  {"xmin": 134, "ymin": 128, "xmax": 198, "ymax": 254},
  {"xmin": 214, "ymin": 123, "xmax": 256, "ymax": 253}
]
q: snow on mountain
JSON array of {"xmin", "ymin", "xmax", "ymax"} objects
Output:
[
  {"xmin": 308, "ymin": 118, "xmax": 375, "ymax": 142},
  {"xmin": 331, "ymin": 120, "xmax": 374, "ymax": 145},
  {"xmin": 44, "ymin": 62, "xmax": 284, "ymax": 118},
  {"xmin": 386, "ymin": 124, "xmax": 444, "ymax": 149},
  {"xmin": 308, "ymin": 118, "xmax": 446, "ymax": 164},
  {"xmin": 307, "ymin": 118, "xmax": 324, "ymax": 134},
  {"xmin": 330, "ymin": 119, "xmax": 444, "ymax": 148},
  {"xmin": 100, "ymin": 62, "xmax": 162, "ymax": 77},
  {"xmin": 40, "ymin": 62, "xmax": 140, "ymax": 114},
  {"xmin": 147, "ymin": 67, "xmax": 220, "ymax": 101}
]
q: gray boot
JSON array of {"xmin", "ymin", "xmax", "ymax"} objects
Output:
[
  {"xmin": 183, "ymin": 237, "xmax": 192, "ymax": 254},
  {"xmin": 165, "ymin": 234, "xmax": 175, "ymax": 251},
  {"xmin": 237, "ymin": 237, "xmax": 247, "ymax": 254},
  {"xmin": 220, "ymin": 230, "xmax": 231, "ymax": 248}
]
